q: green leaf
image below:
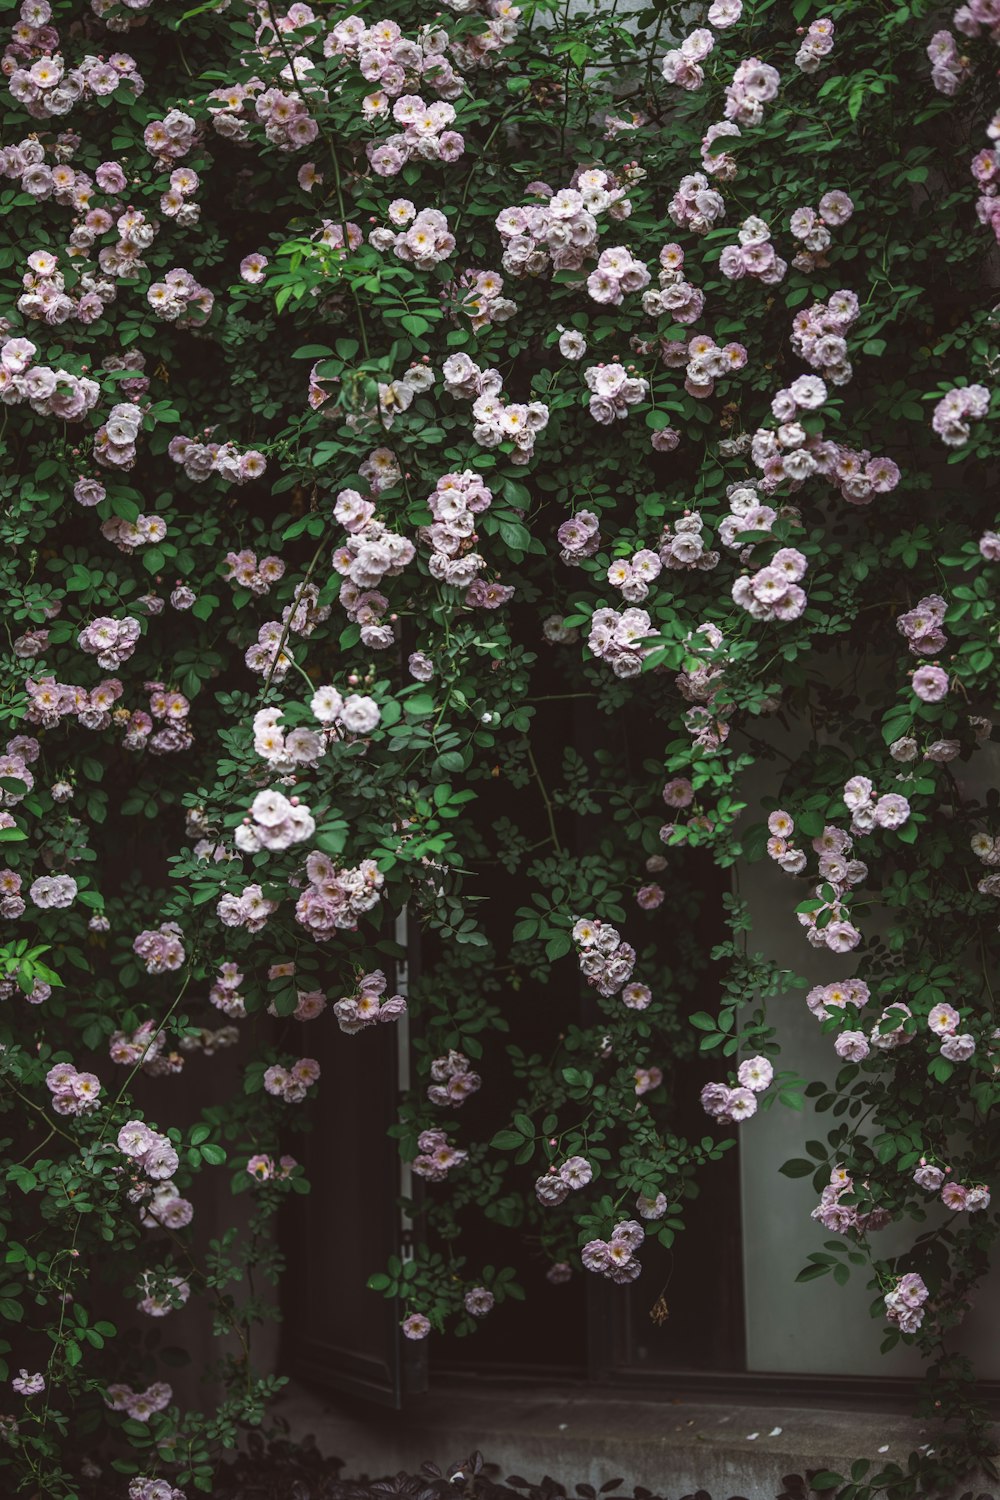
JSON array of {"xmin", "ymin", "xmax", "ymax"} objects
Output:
[
  {"xmin": 490, "ymin": 1130, "xmax": 526, "ymax": 1151},
  {"xmin": 779, "ymin": 1159, "xmax": 816, "ymax": 1179}
]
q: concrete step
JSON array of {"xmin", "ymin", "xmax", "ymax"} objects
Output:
[{"xmin": 270, "ymin": 1377, "xmax": 983, "ymax": 1496}]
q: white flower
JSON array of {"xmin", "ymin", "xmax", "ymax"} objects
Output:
[{"xmin": 340, "ymin": 695, "xmax": 381, "ymax": 734}]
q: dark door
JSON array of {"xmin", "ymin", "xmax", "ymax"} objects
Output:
[{"xmin": 282, "ymin": 915, "xmax": 424, "ymax": 1407}]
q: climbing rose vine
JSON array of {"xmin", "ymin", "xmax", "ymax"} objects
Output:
[{"xmin": 0, "ymin": 0, "xmax": 999, "ymax": 1495}]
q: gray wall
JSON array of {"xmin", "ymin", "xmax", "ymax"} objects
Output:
[{"xmin": 735, "ymin": 732, "xmax": 1000, "ymax": 1376}]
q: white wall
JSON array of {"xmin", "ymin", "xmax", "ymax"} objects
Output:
[{"xmin": 734, "ymin": 731, "xmax": 1000, "ymax": 1377}]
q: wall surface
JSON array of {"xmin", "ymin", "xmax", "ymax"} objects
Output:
[
  {"xmin": 735, "ymin": 730, "xmax": 1000, "ymax": 1378},
  {"xmin": 272, "ymin": 1377, "xmax": 985, "ymax": 1495}
]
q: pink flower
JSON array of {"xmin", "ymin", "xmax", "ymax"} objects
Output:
[
  {"xmin": 940, "ymin": 1033, "xmax": 975, "ymax": 1062},
  {"xmin": 401, "ymin": 1313, "xmax": 431, "ymax": 1340},
  {"xmin": 239, "ymin": 253, "xmax": 268, "ymax": 283},
  {"xmin": 736, "ymin": 1056, "xmax": 773, "ymax": 1092},
  {"xmin": 663, "ymin": 777, "xmax": 694, "ymax": 808},
  {"xmin": 834, "ymin": 1030, "xmax": 870, "ymax": 1062},
  {"xmin": 911, "ymin": 665, "xmax": 949, "ymax": 702},
  {"xmin": 559, "ymin": 1155, "xmax": 593, "ymax": 1189},
  {"xmin": 464, "ymin": 1287, "xmax": 495, "ymax": 1317},
  {"xmin": 941, "ymin": 1181, "xmax": 969, "ymax": 1211},
  {"xmin": 874, "ymin": 793, "xmax": 910, "ymax": 830},
  {"xmin": 634, "ymin": 1065, "xmax": 662, "ymax": 1096},
  {"xmin": 927, "ymin": 1003, "xmax": 959, "ymax": 1035},
  {"xmin": 621, "ymin": 982, "xmax": 652, "ymax": 1010}
]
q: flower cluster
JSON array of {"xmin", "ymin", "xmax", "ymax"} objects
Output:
[
  {"xmin": 128, "ymin": 1479, "xmax": 186, "ymax": 1500},
  {"xmin": 0, "ymin": 335, "xmax": 99, "ymax": 422},
  {"xmin": 246, "ymin": 1152, "xmax": 298, "ymax": 1181},
  {"xmin": 661, "ymin": 27, "xmax": 713, "ymax": 91},
  {"xmin": 884, "ymin": 1272, "xmax": 930, "ymax": 1335},
  {"xmin": 700, "ymin": 1055, "xmax": 773, "ymax": 1125},
  {"xmin": 670, "ymin": 332, "xmax": 748, "ymax": 400},
  {"xmin": 105, "ymin": 1381, "xmax": 173, "ymax": 1423},
  {"xmin": 658, "ymin": 512, "xmax": 719, "ymax": 572},
  {"xmin": 581, "ymin": 1219, "xmax": 644, "ymax": 1283},
  {"xmin": 234, "ymin": 789, "xmax": 316, "ymax": 854},
  {"xmin": 294, "ymin": 852, "xmax": 385, "ymax": 938},
  {"xmin": 843, "ymin": 774, "xmax": 911, "ymax": 836},
  {"xmin": 216, "ymin": 882, "xmax": 278, "ymax": 932},
  {"xmin": 145, "ymin": 268, "xmax": 213, "ymax": 327},
  {"xmin": 333, "ymin": 510, "xmax": 416, "ymax": 594},
  {"xmin": 534, "ymin": 1154, "xmax": 593, "ymax": 1205},
  {"xmin": 77, "ymin": 615, "xmax": 141, "ymax": 669},
  {"xmin": 372, "ymin": 204, "xmax": 455, "ymax": 266},
  {"xmin": 30, "ymin": 874, "xmax": 78, "ymax": 910},
  {"xmin": 913, "ymin": 1159, "xmax": 991, "ymax": 1213},
  {"xmin": 795, "ymin": 18, "xmax": 836, "ymax": 73},
  {"xmin": 571, "ymin": 917, "xmax": 636, "ymax": 997},
  {"xmin": 263, "ymin": 1057, "xmax": 321, "ymax": 1103},
  {"xmin": 369, "ymin": 94, "xmax": 463, "ymax": 176},
  {"xmin": 442, "ymin": 352, "xmax": 549, "ymax": 462},
  {"xmin": 724, "ymin": 56, "xmax": 781, "ymax": 125},
  {"xmin": 667, "ymin": 171, "xmax": 725, "ymax": 235},
  {"xmin": 427, "ymin": 1049, "xmax": 481, "ymax": 1107},
  {"xmin": 421, "ymin": 468, "xmax": 493, "ymax": 587},
  {"xmin": 495, "ymin": 168, "xmax": 633, "ymax": 278},
  {"xmin": 811, "ymin": 1165, "xmax": 891, "ymax": 1235},
  {"xmin": 100, "ymin": 512, "xmax": 167, "ymax": 554},
  {"xmin": 411, "ymin": 1128, "xmax": 467, "ymax": 1180},
  {"xmin": 556, "ymin": 508, "xmax": 601, "ymax": 566},
  {"xmin": 168, "ymin": 434, "xmax": 267, "ymax": 484},
  {"xmin": 109, "ymin": 1019, "xmax": 169, "ymax": 1071},
  {"xmin": 250, "ymin": 707, "xmax": 320, "ymax": 771},
  {"xmin": 332, "ymin": 969, "xmax": 407, "ymax": 1034},
  {"xmin": 640, "ymin": 241, "xmax": 705, "ymax": 325},
  {"xmin": 132, "ymin": 923, "xmax": 185, "ymax": 974},
  {"xmin": 141, "ymin": 1180, "xmax": 194, "ymax": 1231},
  {"xmin": 606, "ymin": 546, "xmax": 661, "ymax": 603},
  {"xmin": 222, "ymin": 549, "xmax": 285, "ymax": 595},
  {"xmin": 586, "ymin": 245, "xmax": 650, "ymax": 306},
  {"xmin": 789, "ymin": 289, "xmax": 859, "ymax": 386},
  {"xmin": 587, "ymin": 606, "xmax": 656, "ymax": 677},
  {"xmin": 931, "ymin": 384, "xmax": 991, "ymax": 447},
  {"xmin": 453, "ymin": 266, "xmax": 517, "ymax": 329},
  {"xmin": 7, "ymin": 41, "xmax": 143, "ymax": 122},
  {"xmin": 254, "ymin": 85, "xmax": 320, "ymax": 152},
  {"xmin": 94, "ymin": 401, "xmax": 145, "ymax": 470},
  {"xmin": 731, "ymin": 547, "xmax": 808, "ymax": 623},
  {"xmin": 928, "ymin": 30, "xmax": 971, "ymax": 95},
  {"xmin": 327, "ymin": 13, "xmax": 464, "ymax": 114},
  {"xmin": 45, "ymin": 1060, "xmax": 102, "ymax": 1116},
  {"xmin": 926, "ymin": 1001, "xmax": 977, "ymax": 1064},
  {"xmin": 719, "ymin": 216, "xmax": 787, "ymax": 285},
  {"xmin": 143, "ymin": 108, "xmax": 196, "ymax": 161},
  {"xmin": 583, "ymin": 360, "xmax": 648, "ymax": 424},
  {"xmin": 788, "ymin": 190, "xmax": 853, "ymax": 272},
  {"xmin": 896, "ymin": 594, "xmax": 947, "ymax": 656},
  {"xmin": 116, "ymin": 1120, "xmax": 180, "ymax": 1182}
]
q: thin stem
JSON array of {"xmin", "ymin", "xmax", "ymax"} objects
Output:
[
  {"xmin": 527, "ymin": 744, "xmax": 563, "ymax": 854},
  {"xmin": 262, "ymin": 519, "xmax": 332, "ymax": 695}
]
